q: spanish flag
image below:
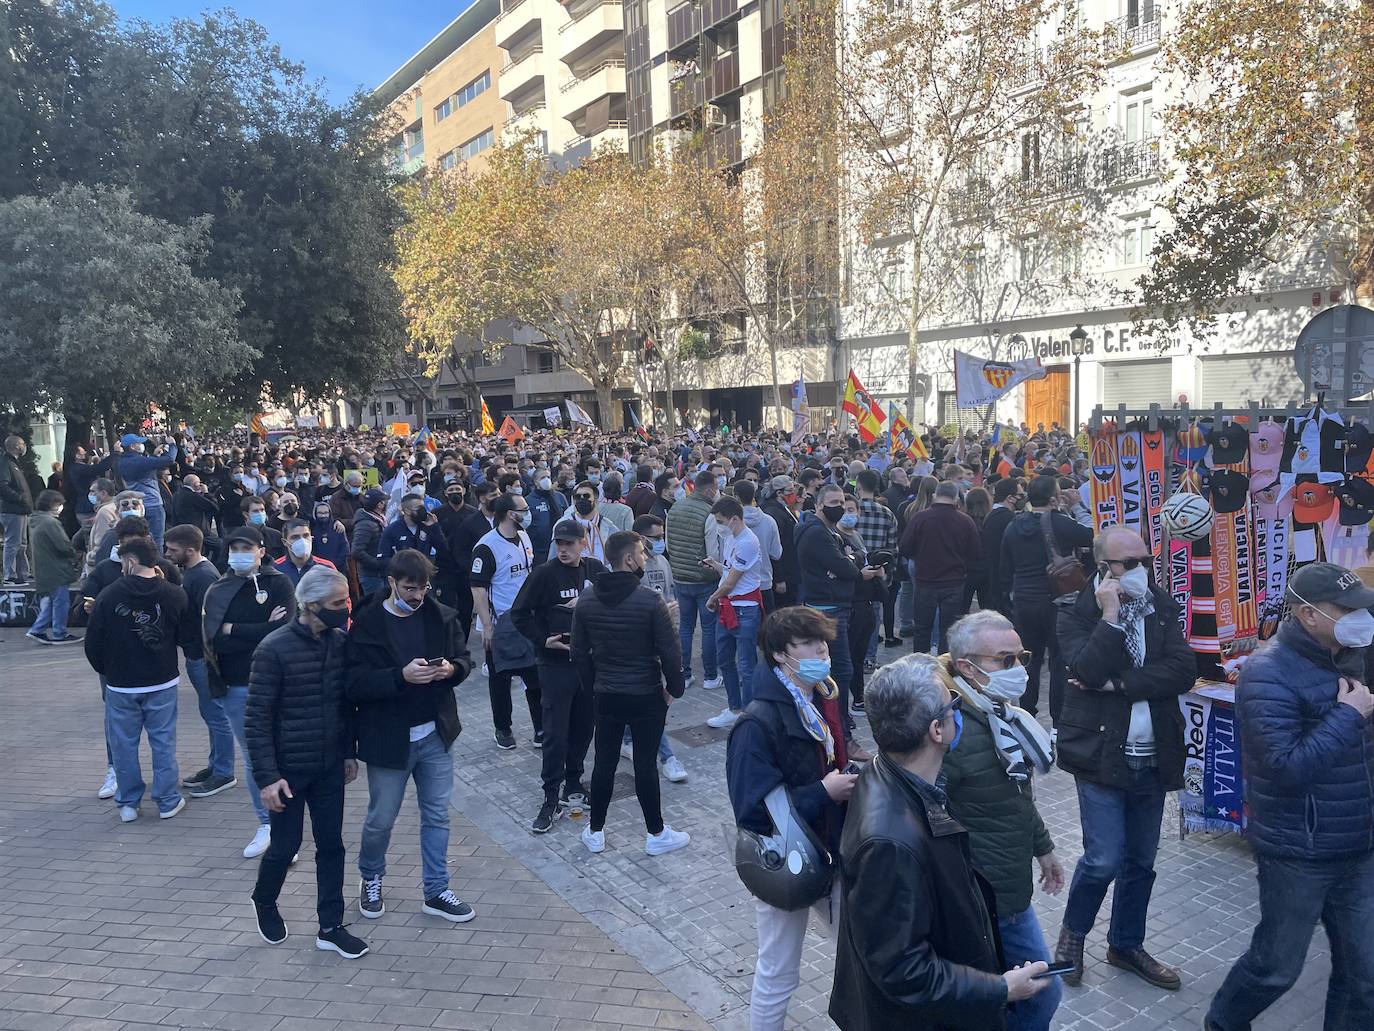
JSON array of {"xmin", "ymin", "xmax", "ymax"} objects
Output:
[
  {"xmin": 888, "ymin": 403, "xmax": 928, "ymax": 460},
  {"xmin": 479, "ymin": 397, "xmax": 495, "ymax": 435},
  {"xmin": 842, "ymin": 370, "xmax": 885, "ymax": 444}
]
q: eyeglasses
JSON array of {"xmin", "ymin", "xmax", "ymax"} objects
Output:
[
  {"xmin": 1105, "ymin": 556, "xmax": 1147, "ymax": 571},
  {"xmin": 934, "ymin": 694, "xmax": 964, "ymax": 722},
  {"xmin": 968, "ymin": 650, "xmax": 1032, "ymax": 670}
]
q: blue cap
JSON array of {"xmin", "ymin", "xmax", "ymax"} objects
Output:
[{"xmin": 120, "ymin": 433, "xmax": 147, "ymax": 448}]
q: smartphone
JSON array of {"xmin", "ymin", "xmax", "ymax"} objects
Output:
[
  {"xmin": 559, "ymin": 633, "xmax": 571, "ymax": 644},
  {"xmin": 423, "ymin": 657, "xmax": 445, "ymax": 667},
  {"xmin": 1031, "ymin": 961, "xmax": 1079, "ymax": 980}
]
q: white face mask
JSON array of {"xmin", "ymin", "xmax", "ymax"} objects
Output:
[
  {"xmin": 968, "ymin": 662, "xmax": 1029, "ymax": 702},
  {"xmin": 1117, "ymin": 565, "xmax": 1150, "ymax": 600},
  {"xmin": 1327, "ymin": 607, "xmax": 1374, "ymax": 649},
  {"xmin": 289, "ymin": 538, "xmax": 312, "ymax": 560}
]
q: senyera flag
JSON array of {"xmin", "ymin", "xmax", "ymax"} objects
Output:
[
  {"xmin": 479, "ymin": 397, "xmax": 495, "ymax": 435},
  {"xmin": 842, "ymin": 370, "xmax": 886, "ymax": 443},
  {"xmin": 953, "ymin": 349, "xmax": 1046, "ymax": 408},
  {"xmin": 888, "ymin": 402, "xmax": 928, "ymax": 459}
]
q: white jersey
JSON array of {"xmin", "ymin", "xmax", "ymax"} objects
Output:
[
  {"xmin": 470, "ymin": 526, "xmax": 535, "ymax": 617},
  {"xmin": 723, "ymin": 525, "xmax": 762, "ymax": 602}
]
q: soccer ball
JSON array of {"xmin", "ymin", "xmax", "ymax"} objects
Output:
[{"xmin": 1161, "ymin": 491, "xmax": 1214, "ymax": 541}]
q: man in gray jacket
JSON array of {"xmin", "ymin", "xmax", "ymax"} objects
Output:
[{"xmin": 734, "ymin": 481, "xmax": 783, "ymax": 611}]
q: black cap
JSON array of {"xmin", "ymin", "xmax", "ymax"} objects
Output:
[
  {"xmin": 552, "ymin": 520, "xmax": 587, "ymax": 542},
  {"xmin": 224, "ymin": 525, "xmax": 264, "ymax": 548},
  {"xmin": 1288, "ymin": 562, "xmax": 1374, "ymax": 610},
  {"xmin": 1207, "ymin": 423, "xmax": 1248, "ymax": 466},
  {"xmin": 1208, "ymin": 470, "xmax": 1249, "ymax": 514},
  {"xmin": 363, "ymin": 487, "xmax": 388, "ymax": 508}
]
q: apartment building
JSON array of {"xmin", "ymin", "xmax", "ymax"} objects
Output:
[{"xmin": 839, "ymin": 0, "xmax": 1343, "ymax": 432}]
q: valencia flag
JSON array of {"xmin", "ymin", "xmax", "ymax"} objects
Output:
[
  {"xmin": 888, "ymin": 402, "xmax": 928, "ymax": 460},
  {"xmin": 479, "ymin": 397, "xmax": 495, "ymax": 435}
]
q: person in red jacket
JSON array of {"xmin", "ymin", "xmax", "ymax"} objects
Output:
[{"xmin": 899, "ymin": 481, "xmax": 982, "ymax": 655}]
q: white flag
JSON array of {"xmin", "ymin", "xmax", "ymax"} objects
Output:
[
  {"xmin": 567, "ymin": 400, "xmax": 596, "ymax": 428},
  {"xmin": 953, "ymin": 349, "xmax": 1047, "ymax": 409},
  {"xmin": 543, "ymin": 406, "xmax": 563, "ymax": 428}
]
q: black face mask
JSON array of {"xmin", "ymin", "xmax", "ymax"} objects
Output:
[
  {"xmin": 821, "ymin": 504, "xmax": 845, "ymax": 525},
  {"xmin": 282, "ymin": 504, "xmax": 298, "ymax": 517},
  {"xmin": 446, "ymin": 492, "xmax": 464, "ymax": 506},
  {"xmin": 315, "ymin": 605, "xmax": 348, "ymax": 631},
  {"xmin": 574, "ymin": 497, "xmax": 595, "ymax": 516}
]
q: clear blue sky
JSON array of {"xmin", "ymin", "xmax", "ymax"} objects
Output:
[{"xmin": 110, "ymin": 1, "xmax": 475, "ymax": 102}]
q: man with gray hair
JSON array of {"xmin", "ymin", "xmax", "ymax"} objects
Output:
[
  {"xmin": 246, "ymin": 564, "xmax": 366, "ymax": 958},
  {"xmin": 943, "ymin": 610, "xmax": 1063, "ymax": 1031},
  {"xmin": 1, "ymin": 433, "xmax": 35, "ymax": 584},
  {"xmin": 829, "ymin": 653, "xmax": 1048, "ymax": 1030}
]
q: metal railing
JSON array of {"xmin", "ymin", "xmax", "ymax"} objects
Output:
[
  {"xmin": 560, "ymin": 59, "xmax": 626, "ymax": 92},
  {"xmin": 500, "ymin": 44, "xmax": 543, "ymax": 72},
  {"xmin": 1099, "ymin": 137, "xmax": 1160, "ymax": 184},
  {"xmin": 1108, "ymin": 9, "xmax": 1161, "ymax": 50},
  {"xmin": 560, "ymin": 0, "xmax": 623, "ymax": 33}
]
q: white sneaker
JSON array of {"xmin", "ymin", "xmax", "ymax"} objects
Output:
[
  {"xmin": 159, "ymin": 797, "xmax": 186, "ymax": 820},
  {"xmin": 660, "ymin": 756, "xmax": 689, "ymax": 783},
  {"xmin": 645, "ymin": 825, "xmax": 690, "ymax": 856},
  {"xmin": 706, "ymin": 708, "xmax": 740, "ymax": 729},
  {"xmin": 243, "ymin": 825, "xmax": 271, "ymax": 859},
  {"xmin": 118, "ymin": 805, "xmax": 138, "ymax": 823},
  {"xmin": 702, "ymin": 675, "xmax": 723, "ymax": 690},
  {"xmin": 619, "ymin": 741, "xmax": 634, "ymax": 761},
  {"xmin": 98, "ymin": 767, "xmax": 117, "ymax": 800},
  {"xmin": 581, "ymin": 827, "xmax": 605, "ymax": 854}
]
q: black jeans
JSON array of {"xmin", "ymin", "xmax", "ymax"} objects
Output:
[
  {"xmin": 487, "ymin": 649, "xmax": 542, "ymax": 737},
  {"xmin": 1013, "ymin": 595, "xmax": 1066, "ymax": 720},
  {"xmin": 848, "ymin": 598, "xmax": 877, "ymax": 706},
  {"xmin": 252, "ymin": 766, "xmax": 346, "ymax": 930},
  {"xmin": 538, "ymin": 662, "xmax": 593, "ymax": 802},
  {"xmin": 882, "ymin": 579, "xmax": 898, "ymax": 639},
  {"xmin": 589, "ymin": 692, "xmax": 667, "ymax": 835},
  {"xmin": 912, "ymin": 580, "xmax": 966, "ymax": 656},
  {"xmin": 1208, "ymin": 850, "xmax": 1374, "ymax": 1031}
]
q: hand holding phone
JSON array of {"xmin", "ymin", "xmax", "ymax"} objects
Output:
[{"xmin": 1030, "ymin": 961, "xmax": 1077, "ymax": 980}]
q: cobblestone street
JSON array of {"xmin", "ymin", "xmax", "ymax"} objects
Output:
[{"xmin": 0, "ymin": 626, "xmax": 1334, "ymax": 1030}]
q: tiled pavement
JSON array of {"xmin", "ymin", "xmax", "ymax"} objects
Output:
[{"xmin": 1, "ymin": 624, "xmax": 1335, "ymax": 1031}]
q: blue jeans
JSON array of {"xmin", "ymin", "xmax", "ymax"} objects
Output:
[
  {"xmin": 1061, "ymin": 765, "xmax": 1165, "ymax": 948},
  {"xmin": 897, "ymin": 562, "xmax": 915, "ymax": 631},
  {"xmin": 222, "ymin": 684, "xmax": 269, "ymax": 826},
  {"xmin": 1000, "ymin": 905, "xmax": 1061, "ymax": 1031},
  {"xmin": 863, "ymin": 600, "xmax": 882, "ymax": 662},
  {"xmin": 31, "ymin": 585, "xmax": 71, "ymax": 637},
  {"xmin": 675, "ymin": 581, "xmax": 718, "ymax": 680},
  {"xmin": 186, "ymin": 658, "xmax": 234, "ymax": 778},
  {"xmin": 718, "ymin": 602, "xmax": 761, "ymax": 711},
  {"xmin": 105, "ymin": 687, "xmax": 180, "ymax": 812},
  {"xmin": 1208, "ymin": 851, "xmax": 1374, "ymax": 1031},
  {"xmin": 358, "ymin": 732, "xmax": 455, "ymax": 899},
  {"xmin": 0, "ymin": 512, "xmax": 28, "ymax": 580},
  {"xmin": 143, "ymin": 505, "xmax": 165, "ymax": 549}
]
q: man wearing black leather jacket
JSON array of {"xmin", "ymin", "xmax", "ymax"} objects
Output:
[{"xmin": 830, "ymin": 652, "xmax": 1047, "ymax": 1031}]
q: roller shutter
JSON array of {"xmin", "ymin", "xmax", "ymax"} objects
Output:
[
  {"xmin": 1197, "ymin": 352, "xmax": 1305, "ymax": 407},
  {"xmin": 1101, "ymin": 359, "xmax": 1171, "ymax": 410}
]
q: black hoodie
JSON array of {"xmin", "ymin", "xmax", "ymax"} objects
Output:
[
  {"xmin": 84, "ymin": 574, "xmax": 195, "ymax": 690},
  {"xmin": 999, "ymin": 508, "xmax": 1093, "ymax": 604},
  {"xmin": 570, "ymin": 570, "xmax": 685, "ymax": 698}
]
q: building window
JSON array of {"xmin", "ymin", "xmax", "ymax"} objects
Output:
[
  {"xmin": 458, "ymin": 128, "xmax": 495, "ymax": 162},
  {"xmin": 435, "ymin": 71, "xmax": 491, "ymax": 122},
  {"xmin": 1020, "ymin": 130, "xmax": 1041, "ymax": 181},
  {"xmin": 1122, "ymin": 92, "xmax": 1153, "ymax": 143},
  {"xmin": 404, "ymin": 399, "xmax": 415, "ymax": 415},
  {"xmin": 439, "ymin": 150, "xmax": 458, "ymax": 170},
  {"xmin": 384, "ymin": 401, "xmax": 396, "ymax": 416},
  {"xmin": 1121, "ymin": 216, "xmax": 1154, "ymax": 266},
  {"xmin": 446, "ymin": 396, "xmax": 462, "ymax": 410},
  {"xmin": 1017, "ymin": 236, "xmax": 1039, "ymax": 281},
  {"xmin": 537, "ymin": 352, "xmax": 561, "ymax": 374}
]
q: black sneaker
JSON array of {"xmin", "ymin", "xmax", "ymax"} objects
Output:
[
  {"xmin": 45, "ymin": 633, "xmax": 80, "ymax": 645},
  {"xmin": 253, "ymin": 899, "xmax": 287, "ymax": 944},
  {"xmin": 862, "ymin": 659, "xmax": 876, "ymax": 674},
  {"xmin": 188, "ymin": 772, "xmax": 237, "ymax": 798},
  {"xmin": 849, "ymin": 698, "xmax": 866, "ymax": 717},
  {"xmin": 493, "ymin": 729, "xmax": 516, "ymax": 750},
  {"xmin": 182, "ymin": 767, "xmax": 213, "ymax": 788},
  {"xmin": 359, "ymin": 877, "xmax": 384, "ymax": 918},
  {"xmin": 422, "ymin": 889, "xmax": 476, "ymax": 923},
  {"xmin": 533, "ymin": 729, "xmax": 545, "ymax": 748},
  {"xmin": 531, "ymin": 800, "xmax": 564, "ymax": 834},
  {"xmin": 316, "ymin": 924, "xmax": 369, "ymax": 959}
]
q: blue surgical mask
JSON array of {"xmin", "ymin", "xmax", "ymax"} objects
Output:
[
  {"xmin": 588, "ymin": 472, "xmax": 601, "ymax": 483},
  {"xmin": 87, "ymin": 492, "xmax": 98, "ymax": 506},
  {"xmin": 794, "ymin": 657, "xmax": 832, "ymax": 684},
  {"xmin": 517, "ymin": 510, "xmax": 533, "ymax": 529},
  {"xmin": 391, "ymin": 592, "xmax": 417, "ymax": 614},
  {"xmin": 347, "ymin": 484, "xmax": 361, "ymax": 495},
  {"xmin": 649, "ymin": 539, "xmax": 666, "ymax": 556},
  {"xmin": 119, "ymin": 508, "xmax": 141, "ymax": 519},
  {"xmin": 948, "ymin": 709, "xmax": 963, "ymax": 751},
  {"xmin": 227, "ymin": 552, "xmax": 258, "ymax": 574},
  {"xmin": 838, "ymin": 512, "xmax": 858, "ymax": 529},
  {"xmin": 248, "ymin": 511, "xmax": 267, "ymax": 526}
]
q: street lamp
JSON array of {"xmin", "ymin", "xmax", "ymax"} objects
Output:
[{"xmin": 1070, "ymin": 325, "xmax": 1087, "ymax": 430}]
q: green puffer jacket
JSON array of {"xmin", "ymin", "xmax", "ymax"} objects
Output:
[
  {"xmin": 665, "ymin": 493, "xmax": 715, "ymax": 585},
  {"xmin": 940, "ymin": 668, "xmax": 1055, "ymax": 918}
]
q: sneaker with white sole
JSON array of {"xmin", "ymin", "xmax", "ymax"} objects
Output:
[
  {"xmin": 98, "ymin": 767, "xmax": 117, "ymax": 800},
  {"xmin": 659, "ymin": 756, "xmax": 689, "ymax": 783},
  {"xmin": 188, "ymin": 773, "xmax": 237, "ymax": 798},
  {"xmin": 253, "ymin": 899, "xmax": 287, "ymax": 944},
  {"xmin": 645, "ymin": 825, "xmax": 691, "ymax": 856},
  {"xmin": 118, "ymin": 805, "xmax": 138, "ymax": 822},
  {"xmin": 619, "ymin": 741, "xmax": 634, "ymax": 761},
  {"xmin": 243, "ymin": 825, "xmax": 271, "ymax": 859},
  {"xmin": 422, "ymin": 889, "xmax": 475, "ymax": 923},
  {"xmin": 706, "ymin": 708, "xmax": 740, "ymax": 729},
  {"xmin": 359, "ymin": 877, "xmax": 384, "ymax": 918},
  {"xmin": 24, "ymin": 630, "xmax": 47, "ymax": 644},
  {"xmin": 159, "ymin": 797, "xmax": 186, "ymax": 819},
  {"xmin": 581, "ymin": 827, "xmax": 605, "ymax": 853},
  {"xmin": 702, "ymin": 675, "xmax": 723, "ymax": 690},
  {"xmin": 316, "ymin": 924, "xmax": 368, "ymax": 958}
]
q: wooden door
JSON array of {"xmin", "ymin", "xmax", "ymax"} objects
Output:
[{"xmin": 1024, "ymin": 366, "xmax": 1070, "ymax": 432}]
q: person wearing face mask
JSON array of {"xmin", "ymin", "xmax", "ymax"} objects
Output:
[
  {"xmin": 471, "ymin": 493, "xmax": 543, "ymax": 750},
  {"xmin": 217, "ymin": 464, "xmax": 252, "ymax": 531},
  {"xmin": 330, "ymin": 471, "xmax": 366, "ymax": 534},
  {"xmin": 305, "ymin": 501, "xmax": 350, "ymax": 572},
  {"xmin": 273, "ymin": 517, "xmax": 349, "ymax": 603},
  {"xmin": 82, "ymin": 478, "xmax": 120, "ymax": 577},
  {"xmin": 830, "ymin": 653, "xmax": 1049, "ymax": 1030},
  {"xmin": 525, "ymin": 468, "xmax": 567, "ymax": 566},
  {"xmin": 202, "ymin": 526, "xmax": 298, "ymax": 858},
  {"xmin": 702, "ymin": 497, "xmax": 765, "ymax": 729},
  {"xmin": 552, "ymin": 480, "xmax": 611, "ymax": 563},
  {"xmin": 350, "ymin": 488, "xmax": 391, "ymax": 602},
  {"xmin": 1206, "ymin": 564, "xmax": 1374, "ymax": 1031},
  {"xmin": 234, "ymin": 496, "xmax": 284, "ymax": 564},
  {"xmin": 377, "ymin": 494, "xmax": 451, "ymax": 575},
  {"xmin": 761, "ymin": 475, "xmax": 800, "ymax": 610},
  {"xmin": 726, "ymin": 607, "xmax": 854, "ymax": 1031},
  {"xmin": 245, "ymin": 566, "xmax": 367, "ymax": 959},
  {"xmin": 1052, "ymin": 526, "xmax": 1195, "ymax": 990},
  {"xmin": 25, "ymin": 490, "xmax": 81, "ymax": 644},
  {"xmin": 942, "ymin": 611, "xmax": 1062, "ymax": 1031}
]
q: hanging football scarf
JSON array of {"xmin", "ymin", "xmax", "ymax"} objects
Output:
[
  {"xmin": 1167, "ymin": 535, "xmax": 1193, "ymax": 639},
  {"xmin": 1117, "ymin": 430, "xmax": 1145, "ymax": 536},
  {"xmin": 1206, "ymin": 423, "xmax": 1255, "ymax": 652},
  {"xmin": 1089, "ymin": 428, "xmax": 1123, "ymax": 531},
  {"xmin": 1140, "ymin": 430, "xmax": 1167, "ymax": 577},
  {"xmin": 1186, "ymin": 538, "xmax": 1220, "ymax": 655}
]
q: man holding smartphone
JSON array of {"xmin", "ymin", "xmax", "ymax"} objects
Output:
[{"xmin": 510, "ymin": 521, "xmax": 606, "ymax": 833}]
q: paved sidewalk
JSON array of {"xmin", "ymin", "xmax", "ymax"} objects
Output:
[{"xmin": 0, "ymin": 628, "xmax": 709, "ymax": 1031}]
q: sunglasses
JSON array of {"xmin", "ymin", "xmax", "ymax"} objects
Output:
[
  {"xmin": 969, "ymin": 650, "xmax": 1033, "ymax": 670},
  {"xmin": 1104, "ymin": 556, "xmax": 1147, "ymax": 571}
]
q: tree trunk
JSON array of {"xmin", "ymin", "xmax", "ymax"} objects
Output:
[
  {"xmin": 663, "ymin": 348, "xmax": 677, "ymax": 434},
  {"xmin": 595, "ymin": 380, "xmax": 616, "ymax": 430},
  {"xmin": 906, "ymin": 252, "xmax": 925, "ymax": 427},
  {"xmin": 102, "ymin": 400, "xmax": 118, "ymax": 452}
]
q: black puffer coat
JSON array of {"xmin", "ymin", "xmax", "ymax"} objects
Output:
[
  {"xmin": 245, "ymin": 620, "xmax": 354, "ymax": 788},
  {"xmin": 571, "ymin": 570, "xmax": 686, "ymax": 698}
]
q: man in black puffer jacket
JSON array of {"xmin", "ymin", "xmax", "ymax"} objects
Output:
[
  {"xmin": 246, "ymin": 565, "xmax": 367, "ymax": 959},
  {"xmin": 572, "ymin": 530, "xmax": 688, "ymax": 857}
]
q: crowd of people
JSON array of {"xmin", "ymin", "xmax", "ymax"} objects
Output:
[{"xmin": 4, "ymin": 413, "xmax": 1371, "ymax": 1030}]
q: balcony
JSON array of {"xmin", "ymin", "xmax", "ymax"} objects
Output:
[
  {"xmin": 705, "ymin": 121, "xmax": 742, "ymax": 169},
  {"xmin": 1099, "ymin": 137, "xmax": 1160, "ymax": 185},
  {"xmin": 1107, "ymin": 9, "xmax": 1161, "ymax": 53},
  {"xmin": 669, "ymin": 71, "xmax": 705, "ymax": 117},
  {"xmin": 496, "ymin": 0, "xmax": 541, "ymax": 49},
  {"xmin": 498, "ymin": 46, "xmax": 545, "ymax": 102},
  {"xmin": 568, "ymin": 119, "xmax": 629, "ymax": 150},
  {"xmin": 1012, "ymin": 156, "xmax": 1088, "ymax": 203},
  {"xmin": 667, "ymin": 2, "xmax": 702, "ymax": 52},
  {"xmin": 559, "ymin": 59, "xmax": 626, "ymax": 118},
  {"xmin": 559, "ymin": 0, "xmax": 624, "ymax": 65},
  {"xmin": 707, "ymin": 49, "xmax": 739, "ymax": 99},
  {"xmin": 702, "ymin": 0, "xmax": 739, "ymax": 30}
]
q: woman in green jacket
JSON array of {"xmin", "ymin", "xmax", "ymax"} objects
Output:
[{"xmin": 26, "ymin": 489, "xmax": 81, "ymax": 644}]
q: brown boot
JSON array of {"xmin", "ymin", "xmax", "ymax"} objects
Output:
[
  {"xmin": 1054, "ymin": 926, "xmax": 1085, "ymax": 987},
  {"xmin": 1106, "ymin": 946, "xmax": 1181, "ymax": 990}
]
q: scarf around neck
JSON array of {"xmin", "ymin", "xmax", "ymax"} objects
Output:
[
  {"xmin": 774, "ymin": 666, "xmax": 837, "ymax": 765},
  {"xmin": 954, "ymin": 675, "xmax": 1054, "ymax": 782}
]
